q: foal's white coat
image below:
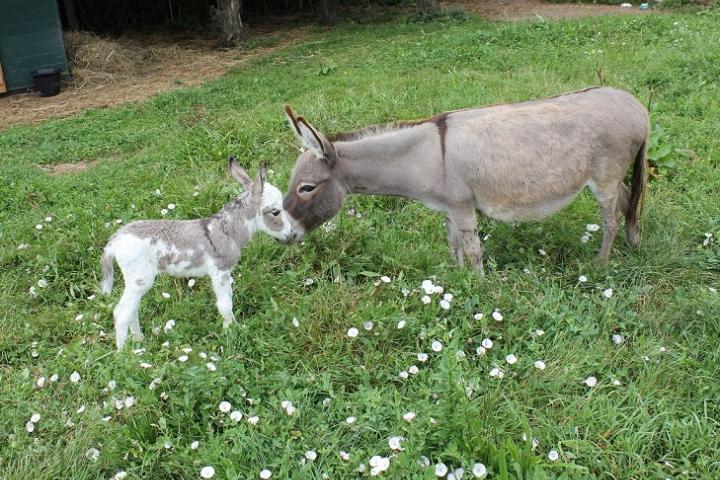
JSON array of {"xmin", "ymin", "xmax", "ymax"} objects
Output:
[{"xmin": 102, "ymin": 160, "xmax": 294, "ymax": 349}]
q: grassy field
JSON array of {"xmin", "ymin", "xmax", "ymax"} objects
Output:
[{"xmin": 2, "ymin": 8, "xmax": 720, "ymax": 480}]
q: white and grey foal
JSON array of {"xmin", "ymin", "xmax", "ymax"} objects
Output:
[{"xmin": 101, "ymin": 157, "xmax": 295, "ymax": 350}]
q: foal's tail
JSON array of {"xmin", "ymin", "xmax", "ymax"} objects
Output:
[
  {"xmin": 626, "ymin": 139, "xmax": 648, "ymax": 235},
  {"xmin": 101, "ymin": 246, "xmax": 115, "ymax": 295}
]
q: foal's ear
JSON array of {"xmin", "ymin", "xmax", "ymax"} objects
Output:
[
  {"xmin": 251, "ymin": 162, "xmax": 266, "ymax": 200},
  {"xmin": 284, "ymin": 104, "xmax": 336, "ymax": 166},
  {"xmin": 228, "ymin": 156, "xmax": 253, "ymax": 190}
]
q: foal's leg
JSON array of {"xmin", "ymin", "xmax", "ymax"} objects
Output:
[
  {"xmin": 447, "ymin": 207, "xmax": 484, "ymax": 275},
  {"xmin": 114, "ymin": 276, "xmax": 153, "ymax": 350},
  {"xmin": 210, "ymin": 271, "xmax": 235, "ymax": 329},
  {"xmin": 616, "ymin": 181, "xmax": 641, "ymax": 247},
  {"xmin": 591, "ymin": 183, "xmax": 620, "ymax": 262},
  {"xmin": 445, "ymin": 215, "xmax": 464, "ymax": 265}
]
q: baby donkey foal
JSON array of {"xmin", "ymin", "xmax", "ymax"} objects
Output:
[{"xmin": 101, "ymin": 157, "xmax": 294, "ymax": 350}]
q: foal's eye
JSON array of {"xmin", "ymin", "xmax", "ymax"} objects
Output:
[
  {"xmin": 298, "ymin": 184, "xmax": 316, "ymax": 193},
  {"xmin": 271, "ymin": 209, "xmax": 281, "ymax": 217}
]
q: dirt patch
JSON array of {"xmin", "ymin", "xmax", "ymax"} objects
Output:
[
  {"xmin": 449, "ymin": 0, "xmax": 646, "ymax": 21},
  {"xmin": 41, "ymin": 159, "xmax": 103, "ymax": 176},
  {"xmin": 0, "ymin": 28, "xmax": 307, "ymax": 131}
]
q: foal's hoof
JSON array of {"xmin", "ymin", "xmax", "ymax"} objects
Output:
[
  {"xmin": 132, "ymin": 333, "xmax": 145, "ymax": 342},
  {"xmin": 222, "ymin": 320, "xmax": 234, "ymax": 329}
]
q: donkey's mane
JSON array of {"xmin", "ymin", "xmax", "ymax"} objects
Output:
[{"xmin": 325, "ymin": 86, "xmax": 602, "ymax": 143}]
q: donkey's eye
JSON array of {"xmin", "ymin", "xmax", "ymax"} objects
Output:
[
  {"xmin": 298, "ymin": 184, "xmax": 316, "ymax": 193},
  {"xmin": 271, "ymin": 209, "xmax": 281, "ymax": 217}
]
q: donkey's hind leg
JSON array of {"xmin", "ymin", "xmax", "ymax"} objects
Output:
[
  {"xmin": 114, "ymin": 276, "xmax": 153, "ymax": 350},
  {"xmin": 210, "ymin": 271, "xmax": 235, "ymax": 329},
  {"xmin": 616, "ymin": 182, "xmax": 640, "ymax": 247},
  {"xmin": 591, "ymin": 183, "xmax": 620, "ymax": 262},
  {"xmin": 445, "ymin": 215, "xmax": 464, "ymax": 266},
  {"xmin": 447, "ymin": 207, "xmax": 484, "ymax": 275}
]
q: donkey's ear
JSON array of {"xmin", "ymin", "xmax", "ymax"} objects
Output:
[
  {"xmin": 228, "ymin": 156, "xmax": 253, "ymax": 190},
  {"xmin": 251, "ymin": 162, "xmax": 266, "ymax": 200},
  {"xmin": 284, "ymin": 104, "xmax": 336, "ymax": 166}
]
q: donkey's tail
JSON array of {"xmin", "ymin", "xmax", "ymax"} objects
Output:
[
  {"xmin": 626, "ymin": 139, "xmax": 647, "ymax": 241},
  {"xmin": 101, "ymin": 246, "xmax": 115, "ymax": 295}
]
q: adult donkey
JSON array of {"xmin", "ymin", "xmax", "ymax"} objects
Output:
[{"xmin": 282, "ymin": 87, "xmax": 649, "ymax": 273}]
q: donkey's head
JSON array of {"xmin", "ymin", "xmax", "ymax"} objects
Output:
[
  {"xmin": 228, "ymin": 156, "xmax": 296, "ymax": 244},
  {"xmin": 282, "ymin": 105, "xmax": 348, "ymax": 237}
]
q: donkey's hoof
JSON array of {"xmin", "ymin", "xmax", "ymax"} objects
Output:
[
  {"xmin": 222, "ymin": 320, "xmax": 234, "ymax": 329},
  {"xmin": 132, "ymin": 333, "xmax": 145, "ymax": 343}
]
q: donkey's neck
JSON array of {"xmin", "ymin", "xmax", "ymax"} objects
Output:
[
  {"xmin": 211, "ymin": 193, "xmax": 256, "ymax": 246},
  {"xmin": 334, "ymin": 123, "xmax": 441, "ymax": 200}
]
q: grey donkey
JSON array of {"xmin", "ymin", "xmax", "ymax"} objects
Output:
[
  {"xmin": 101, "ymin": 157, "xmax": 296, "ymax": 349},
  {"xmin": 281, "ymin": 87, "xmax": 649, "ymax": 273}
]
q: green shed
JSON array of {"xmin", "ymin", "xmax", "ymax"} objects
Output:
[{"xmin": 0, "ymin": 0, "xmax": 69, "ymax": 93}]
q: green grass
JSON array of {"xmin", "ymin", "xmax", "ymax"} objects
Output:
[{"xmin": 2, "ymin": 9, "xmax": 720, "ymax": 480}]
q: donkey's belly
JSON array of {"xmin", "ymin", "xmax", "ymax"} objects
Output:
[{"xmin": 476, "ymin": 189, "xmax": 583, "ymax": 222}]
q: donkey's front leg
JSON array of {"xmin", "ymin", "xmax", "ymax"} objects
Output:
[
  {"xmin": 445, "ymin": 215, "xmax": 464, "ymax": 265},
  {"xmin": 447, "ymin": 208, "xmax": 484, "ymax": 275},
  {"xmin": 210, "ymin": 271, "xmax": 235, "ymax": 329}
]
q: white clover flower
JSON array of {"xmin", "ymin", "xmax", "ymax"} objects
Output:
[
  {"xmin": 140, "ymin": 362, "xmax": 152, "ymax": 369},
  {"xmin": 247, "ymin": 415, "xmax": 259, "ymax": 425},
  {"xmin": 292, "ymin": 317, "xmax": 300, "ymax": 328},
  {"xmin": 473, "ymin": 313, "xmax": 484, "ymax": 321},
  {"xmin": 492, "ymin": 310, "xmax": 503, "ymax": 321},
  {"xmin": 36, "ymin": 224, "xmax": 44, "ymax": 230},
  {"xmin": 191, "ymin": 440, "xmax": 200, "ymax": 450},
  {"xmin": 112, "ymin": 471, "xmax": 127, "ymax": 480},
  {"xmin": 200, "ymin": 466, "xmax": 215, "ymax": 478},
  {"xmin": 149, "ymin": 378, "xmax": 161, "ymax": 390},
  {"xmin": 177, "ymin": 355, "xmax": 189, "ymax": 362},
  {"xmin": 380, "ymin": 276, "xmax": 391, "ymax": 283},
  {"xmin": 188, "ymin": 279, "xmax": 196, "ymax": 287},
  {"xmin": 431, "ymin": 340, "xmax": 443, "ymax": 352},
  {"xmin": 160, "ymin": 209, "xmax": 168, "ymax": 216},
  {"xmin": 476, "ymin": 346, "xmax": 487, "ymax": 356},
  {"xmin": 409, "ymin": 365, "xmax": 419, "ymax": 375},
  {"xmin": 538, "ymin": 248, "xmax": 547, "ymax": 256},
  {"xmin": 421, "ymin": 280, "xmax": 435, "ymax": 295},
  {"xmin": 456, "ymin": 350, "xmax": 466, "ymax": 359},
  {"xmin": 124, "ymin": 396, "xmax": 135, "ymax": 408},
  {"xmin": 74, "ymin": 314, "xmax": 84, "ymax": 322},
  {"xmin": 417, "ymin": 353, "xmax": 428, "ymax": 362},
  {"xmin": 322, "ymin": 397, "xmax": 331, "ymax": 406},
  {"xmin": 418, "ymin": 456, "xmax": 430, "ymax": 468},
  {"xmin": 399, "ymin": 370, "xmax": 409, "ymax": 379},
  {"xmin": 369, "ymin": 456, "xmax": 390, "ymax": 476},
  {"xmin": 602, "ymin": 288, "xmax": 614, "ymax": 299},
  {"xmin": 230, "ymin": 410, "xmax": 243, "ymax": 422},
  {"xmin": 586, "ymin": 224, "xmax": 600, "ymax": 232},
  {"xmin": 346, "ymin": 416, "xmax": 357, "ymax": 425},
  {"xmin": 218, "ymin": 401, "xmax": 232, "ymax": 413},
  {"xmin": 305, "ymin": 450, "xmax": 318, "ymax": 461},
  {"xmin": 397, "ymin": 320, "xmax": 406, "ymax": 329},
  {"xmin": 363, "ymin": 321, "xmax": 374, "ymax": 331},
  {"xmin": 77, "ymin": 405, "xmax": 86, "ymax": 414},
  {"xmin": 472, "ymin": 463, "xmax": 487, "ymax": 478},
  {"xmin": 534, "ymin": 360, "xmax": 546, "ymax": 370},
  {"xmin": 30, "ymin": 413, "xmax": 41, "ymax": 423},
  {"xmin": 164, "ymin": 319, "xmax": 175, "ymax": 333},
  {"xmin": 340, "ymin": 451, "xmax": 350, "ymax": 461},
  {"xmin": 584, "ymin": 376, "xmax": 598, "ymax": 387},
  {"xmin": 439, "ymin": 299, "xmax": 451, "ymax": 310},
  {"xmin": 45, "ymin": 216, "xmax": 53, "ymax": 223},
  {"xmin": 505, "ymin": 354, "xmax": 517, "ymax": 365},
  {"xmin": 50, "ymin": 373, "xmax": 58, "ymax": 382},
  {"xmin": 26, "ymin": 421, "xmax": 36, "ymax": 433},
  {"xmin": 548, "ymin": 450, "xmax": 559, "ymax": 461},
  {"xmin": 167, "ymin": 203, "xmax": 176, "ymax": 210},
  {"xmin": 347, "ymin": 327, "xmax": 359, "ymax": 338},
  {"xmin": 435, "ymin": 463, "xmax": 449, "ymax": 477},
  {"xmin": 578, "ymin": 275, "xmax": 588, "ymax": 283},
  {"xmin": 612, "ymin": 379, "xmax": 621, "ymax": 386},
  {"xmin": 388, "ymin": 436, "xmax": 404, "ymax": 450},
  {"xmin": 481, "ymin": 338, "xmax": 493, "ymax": 349},
  {"xmin": 580, "ymin": 234, "xmax": 591, "ymax": 243},
  {"xmin": 155, "ymin": 189, "xmax": 162, "ymax": 196},
  {"xmin": 206, "ymin": 362, "xmax": 217, "ymax": 372},
  {"xmin": 85, "ymin": 448, "xmax": 100, "ymax": 461},
  {"xmin": 659, "ymin": 346, "xmax": 667, "ymax": 352},
  {"xmin": 535, "ymin": 328, "xmax": 545, "ymax": 336},
  {"xmin": 421, "ymin": 295, "xmax": 432, "ymax": 305},
  {"xmin": 708, "ymin": 286, "xmax": 717, "ymax": 293},
  {"xmin": 17, "ymin": 243, "xmax": 29, "ymax": 250},
  {"xmin": 443, "ymin": 293, "xmax": 453, "ymax": 302},
  {"xmin": 403, "ymin": 412, "xmax": 416, "ymax": 422},
  {"xmin": 260, "ymin": 469, "xmax": 272, "ymax": 479},
  {"xmin": 489, "ymin": 367, "xmax": 504, "ymax": 379},
  {"xmin": 612, "ymin": 334, "xmax": 624, "ymax": 345},
  {"xmin": 70, "ymin": 371, "xmax": 80, "ymax": 383},
  {"xmin": 161, "ymin": 292, "xmax": 171, "ymax": 299},
  {"xmin": 38, "ymin": 279, "xmax": 48, "ymax": 288},
  {"xmin": 36, "ymin": 376, "xmax": 46, "ymax": 388}
]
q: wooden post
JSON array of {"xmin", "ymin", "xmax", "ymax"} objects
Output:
[{"xmin": 0, "ymin": 62, "xmax": 7, "ymax": 93}]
